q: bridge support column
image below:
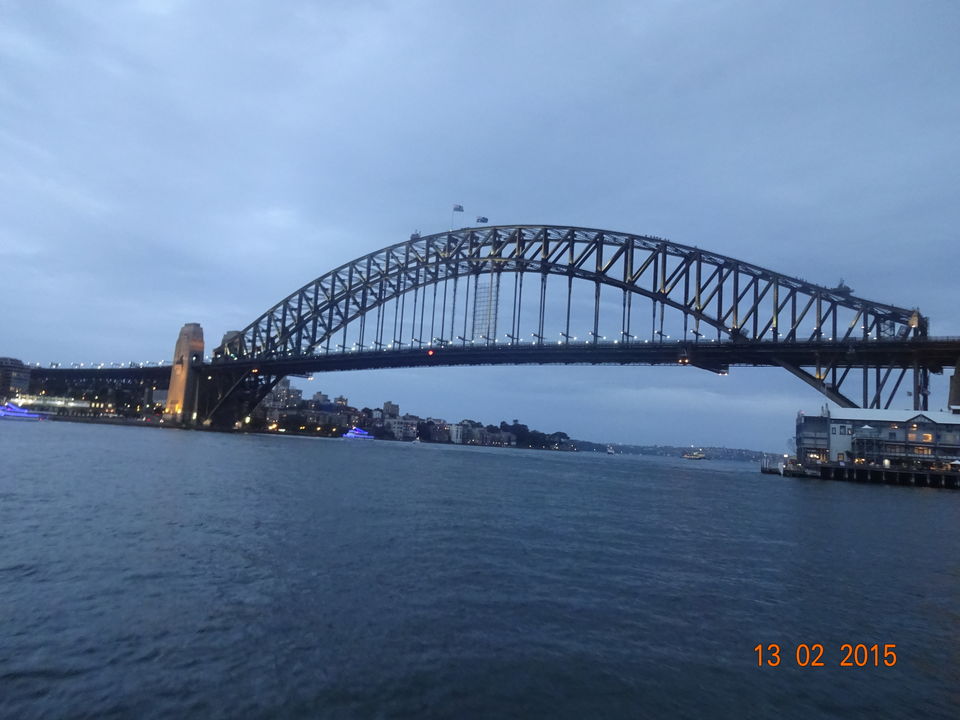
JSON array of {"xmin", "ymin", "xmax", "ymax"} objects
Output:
[
  {"xmin": 197, "ymin": 367, "xmax": 283, "ymax": 430},
  {"xmin": 164, "ymin": 323, "xmax": 204, "ymax": 425}
]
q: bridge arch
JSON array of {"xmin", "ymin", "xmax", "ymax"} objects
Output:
[{"xmin": 216, "ymin": 225, "xmax": 924, "ymax": 363}]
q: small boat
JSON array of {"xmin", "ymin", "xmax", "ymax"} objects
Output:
[
  {"xmin": 606, "ymin": 445, "xmax": 615, "ymax": 455},
  {"xmin": 682, "ymin": 450, "xmax": 706, "ymax": 460},
  {"xmin": 0, "ymin": 402, "xmax": 42, "ymax": 421},
  {"xmin": 342, "ymin": 426, "xmax": 374, "ymax": 440},
  {"xmin": 411, "ymin": 437, "xmax": 422, "ymax": 444}
]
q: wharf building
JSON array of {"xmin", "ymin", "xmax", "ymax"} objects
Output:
[{"xmin": 796, "ymin": 407, "xmax": 960, "ymax": 470}]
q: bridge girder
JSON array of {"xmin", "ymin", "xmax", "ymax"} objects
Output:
[{"xmin": 216, "ymin": 225, "xmax": 927, "ymax": 364}]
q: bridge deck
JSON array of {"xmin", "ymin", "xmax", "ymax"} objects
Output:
[{"xmin": 29, "ymin": 338, "xmax": 960, "ymax": 383}]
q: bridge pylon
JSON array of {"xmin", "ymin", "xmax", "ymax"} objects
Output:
[{"xmin": 163, "ymin": 323, "xmax": 204, "ymax": 425}]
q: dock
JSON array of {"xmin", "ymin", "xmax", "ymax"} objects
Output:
[{"xmin": 761, "ymin": 456, "xmax": 960, "ymax": 489}]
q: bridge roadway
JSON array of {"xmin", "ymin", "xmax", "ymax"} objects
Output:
[{"xmin": 30, "ymin": 337, "xmax": 960, "ymax": 382}]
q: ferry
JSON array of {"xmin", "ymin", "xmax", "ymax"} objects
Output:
[
  {"xmin": 682, "ymin": 449, "xmax": 706, "ymax": 460},
  {"xmin": 0, "ymin": 402, "xmax": 42, "ymax": 421},
  {"xmin": 342, "ymin": 426, "xmax": 374, "ymax": 440},
  {"xmin": 606, "ymin": 445, "xmax": 615, "ymax": 455}
]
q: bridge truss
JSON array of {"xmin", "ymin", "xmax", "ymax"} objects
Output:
[{"xmin": 187, "ymin": 225, "xmax": 944, "ymax": 426}]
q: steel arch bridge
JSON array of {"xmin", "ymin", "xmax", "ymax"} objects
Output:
[{"xmin": 183, "ymin": 224, "xmax": 952, "ymax": 427}]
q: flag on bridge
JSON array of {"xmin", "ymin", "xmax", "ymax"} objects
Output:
[
  {"xmin": 476, "ymin": 216, "xmax": 488, "ymax": 223},
  {"xmin": 453, "ymin": 204, "xmax": 464, "ymax": 212}
]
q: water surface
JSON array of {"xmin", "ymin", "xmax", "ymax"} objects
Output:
[{"xmin": 1, "ymin": 422, "xmax": 958, "ymax": 718}]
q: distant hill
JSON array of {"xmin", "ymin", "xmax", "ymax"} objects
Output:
[{"xmin": 573, "ymin": 441, "xmax": 765, "ymax": 462}]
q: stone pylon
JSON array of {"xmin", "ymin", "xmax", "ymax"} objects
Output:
[{"xmin": 164, "ymin": 323, "xmax": 204, "ymax": 425}]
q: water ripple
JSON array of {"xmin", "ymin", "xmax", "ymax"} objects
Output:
[{"xmin": 0, "ymin": 423, "xmax": 958, "ymax": 719}]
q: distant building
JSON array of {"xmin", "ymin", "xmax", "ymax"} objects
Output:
[
  {"xmin": 383, "ymin": 400, "xmax": 399, "ymax": 418},
  {"xmin": 264, "ymin": 378, "xmax": 303, "ymax": 409},
  {"xmin": 0, "ymin": 358, "xmax": 30, "ymax": 400},
  {"xmin": 796, "ymin": 407, "xmax": 960, "ymax": 469},
  {"xmin": 145, "ymin": 388, "xmax": 168, "ymax": 411},
  {"xmin": 335, "ymin": 395, "xmax": 349, "ymax": 407},
  {"xmin": 386, "ymin": 415, "xmax": 418, "ymax": 440},
  {"xmin": 312, "ymin": 391, "xmax": 329, "ymax": 405}
]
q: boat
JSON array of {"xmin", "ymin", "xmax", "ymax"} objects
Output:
[
  {"xmin": 411, "ymin": 437, "xmax": 422, "ymax": 444},
  {"xmin": 682, "ymin": 449, "xmax": 706, "ymax": 460},
  {"xmin": 0, "ymin": 402, "xmax": 42, "ymax": 421},
  {"xmin": 342, "ymin": 426, "xmax": 374, "ymax": 440},
  {"xmin": 606, "ymin": 445, "xmax": 615, "ymax": 455}
]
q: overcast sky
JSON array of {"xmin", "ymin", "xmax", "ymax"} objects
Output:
[{"xmin": 3, "ymin": 0, "xmax": 958, "ymax": 450}]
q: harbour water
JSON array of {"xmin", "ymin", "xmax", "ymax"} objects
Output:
[{"xmin": 2, "ymin": 422, "xmax": 958, "ymax": 718}]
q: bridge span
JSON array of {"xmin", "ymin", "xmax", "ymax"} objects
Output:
[{"xmin": 25, "ymin": 225, "xmax": 960, "ymax": 427}]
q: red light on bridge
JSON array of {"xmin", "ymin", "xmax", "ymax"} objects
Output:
[{"xmin": 427, "ymin": 349, "xmax": 435, "ymax": 356}]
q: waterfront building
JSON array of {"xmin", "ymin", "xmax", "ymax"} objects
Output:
[
  {"xmin": 386, "ymin": 415, "xmax": 419, "ymax": 440},
  {"xmin": 796, "ymin": 407, "xmax": 960, "ymax": 469},
  {"xmin": 0, "ymin": 357, "xmax": 31, "ymax": 401}
]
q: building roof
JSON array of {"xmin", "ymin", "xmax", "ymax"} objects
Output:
[{"xmin": 802, "ymin": 405, "xmax": 960, "ymax": 425}]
